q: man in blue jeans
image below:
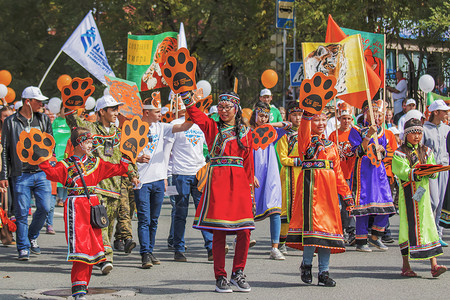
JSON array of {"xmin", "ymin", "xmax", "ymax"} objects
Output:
[
  {"xmin": 135, "ymin": 95, "xmax": 192, "ymax": 268},
  {"xmin": 0, "ymin": 86, "xmax": 53, "ymax": 260},
  {"xmin": 165, "ymin": 103, "xmax": 213, "ymax": 262}
]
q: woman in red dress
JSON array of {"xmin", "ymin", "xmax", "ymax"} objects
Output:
[
  {"xmin": 181, "ymin": 91, "xmax": 254, "ymax": 293},
  {"xmin": 39, "ymin": 127, "xmax": 130, "ymax": 299}
]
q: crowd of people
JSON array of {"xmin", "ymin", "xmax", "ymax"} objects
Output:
[{"xmin": 0, "ymin": 79, "xmax": 449, "ymax": 299}]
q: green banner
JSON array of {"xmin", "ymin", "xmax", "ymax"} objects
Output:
[
  {"xmin": 126, "ymin": 32, "xmax": 178, "ymax": 91},
  {"xmin": 341, "ymin": 28, "xmax": 384, "ymax": 59},
  {"xmin": 427, "ymin": 91, "xmax": 450, "ymax": 105}
]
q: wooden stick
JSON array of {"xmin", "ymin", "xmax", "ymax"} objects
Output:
[
  {"xmin": 234, "ymin": 77, "xmax": 238, "ymax": 94},
  {"xmin": 334, "ymin": 97, "xmax": 339, "ymax": 145}
]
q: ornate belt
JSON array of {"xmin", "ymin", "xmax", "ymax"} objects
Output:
[
  {"xmin": 302, "ymin": 159, "xmax": 333, "ymax": 170},
  {"xmin": 210, "ymin": 156, "xmax": 243, "ymax": 167},
  {"xmin": 67, "ymin": 186, "xmax": 97, "ymax": 197}
]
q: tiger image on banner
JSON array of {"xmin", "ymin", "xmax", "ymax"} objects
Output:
[
  {"xmin": 302, "ymin": 34, "xmax": 368, "ymax": 98},
  {"xmin": 141, "ymin": 36, "xmax": 178, "ymax": 91},
  {"xmin": 304, "ymin": 44, "xmax": 348, "ymax": 94}
]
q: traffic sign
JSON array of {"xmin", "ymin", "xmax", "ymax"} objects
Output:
[
  {"xmin": 289, "ymin": 62, "xmax": 303, "ymax": 87},
  {"xmin": 276, "ymin": 0, "xmax": 294, "ymax": 29}
]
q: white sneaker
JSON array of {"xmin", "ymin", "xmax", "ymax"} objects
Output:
[
  {"xmin": 270, "ymin": 248, "xmax": 285, "ymax": 260},
  {"xmin": 278, "ymin": 244, "xmax": 288, "ymax": 255}
]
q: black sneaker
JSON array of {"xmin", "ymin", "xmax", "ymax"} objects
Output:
[
  {"xmin": 30, "ymin": 239, "xmax": 41, "ymax": 255},
  {"xmin": 230, "ymin": 269, "xmax": 251, "ymax": 292},
  {"xmin": 141, "ymin": 253, "xmax": 153, "ymax": 269},
  {"xmin": 381, "ymin": 235, "xmax": 395, "ymax": 244},
  {"xmin": 215, "ymin": 276, "xmax": 232, "ymax": 293},
  {"xmin": 124, "ymin": 239, "xmax": 136, "ymax": 254},
  {"xmin": 113, "ymin": 240, "xmax": 125, "ymax": 252},
  {"xmin": 300, "ymin": 263, "xmax": 313, "ymax": 284},
  {"xmin": 99, "ymin": 262, "xmax": 113, "ymax": 275},
  {"xmin": 368, "ymin": 238, "xmax": 388, "ymax": 251},
  {"xmin": 18, "ymin": 249, "xmax": 30, "ymax": 261},
  {"xmin": 347, "ymin": 233, "xmax": 356, "ymax": 246},
  {"xmin": 207, "ymin": 249, "xmax": 213, "ymax": 261},
  {"xmin": 174, "ymin": 251, "xmax": 187, "ymax": 262},
  {"xmin": 149, "ymin": 252, "xmax": 160, "ymax": 265},
  {"xmin": 318, "ymin": 271, "xmax": 336, "ymax": 287}
]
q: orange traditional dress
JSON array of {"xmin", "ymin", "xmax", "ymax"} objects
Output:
[{"xmin": 286, "ymin": 114, "xmax": 353, "ymax": 253}]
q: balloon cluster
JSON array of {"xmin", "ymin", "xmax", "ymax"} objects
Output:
[{"xmin": 0, "ymin": 70, "xmax": 16, "ymax": 104}]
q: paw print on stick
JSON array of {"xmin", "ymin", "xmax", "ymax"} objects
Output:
[
  {"xmin": 162, "ymin": 48, "xmax": 197, "ymax": 94},
  {"xmin": 62, "ymin": 77, "xmax": 95, "ymax": 110},
  {"xmin": 120, "ymin": 116, "xmax": 148, "ymax": 164},
  {"xmin": 299, "ymin": 73, "xmax": 337, "ymax": 114},
  {"xmin": 16, "ymin": 128, "xmax": 55, "ymax": 165},
  {"xmin": 252, "ymin": 124, "xmax": 277, "ymax": 150},
  {"xmin": 161, "ymin": 111, "xmax": 175, "ymax": 123},
  {"xmin": 186, "ymin": 95, "xmax": 213, "ymax": 122}
]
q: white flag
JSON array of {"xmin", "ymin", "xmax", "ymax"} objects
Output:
[{"xmin": 61, "ymin": 11, "xmax": 115, "ymax": 85}]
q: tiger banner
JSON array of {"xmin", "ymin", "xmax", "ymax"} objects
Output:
[
  {"xmin": 302, "ymin": 34, "xmax": 369, "ymax": 108},
  {"xmin": 105, "ymin": 75, "xmax": 143, "ymax": 118},
  {"xmin": 126, "ymin": 32, "xmax": 178, "ymax": 91},
  {"xmin": 342, "ymin": 28, "xmax": 385, "ymax": 85}
]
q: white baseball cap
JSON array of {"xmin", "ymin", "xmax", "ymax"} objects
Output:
[
  {"xmin": 95, "ymin": 95, "xmax": 124, "ymax": 112},
  {"xmin": 260, "ymin": 88, "xmax": 272, "ymax": 97},
  {"xmin": 405, "ymin": 98, "xmax": 416, "ymax": 106},
  {"xmin": 21, "ymin": 86, "xmax": 48, "ymax": 101},
  {"xmin": 429, "ymin": 99, "xmax": 450, "ymax": 112},
  {"xmin": 404, "ymin": 109, "xmax": 423, "ymax": 123}
]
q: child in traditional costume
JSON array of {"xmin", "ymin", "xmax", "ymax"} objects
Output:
[
  {"xmin": 39, "ymin": 127, "xmax": 131, "ymax": 299},
  {"xmin": 392, "ymin": 118, "xmax": 447, "ymax": 277},
  {"xmin": 250, "ymin": 101, "xmax": 291, "ymax": 260},
  {"xmin": 329, "ymin": 103, "xmax": 357, "ymax": 245},
  {"xmin": 287, "ymin": 111, "xmax": 354, "ymax": 287},
  {"xmin": 180, "ymin": 91, "xmax": 255, "ymax": 293},
  {"xmin": 348, "ymin": 101, "xmax": 395, "ymax": 252},
  {"xmin": 276, "ymin": 101, "xmax": 303, "ymax": 255}
]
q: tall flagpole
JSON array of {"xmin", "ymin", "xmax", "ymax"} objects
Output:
[{"xmin": 38, "ymin": 49, "xmax": 63, "ymax": 88}]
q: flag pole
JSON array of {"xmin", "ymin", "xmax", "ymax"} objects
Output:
[
  {"xmin": 38, "ymin": 49, "xmax": 63, "ymax": 88},
  {"xmin": 334, "ymin": 97, "xmax": 339, "ymax": 145}
]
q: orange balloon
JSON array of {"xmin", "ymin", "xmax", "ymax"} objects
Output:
[
  {"xmin": 57, "ymin": 74, "xmax": 72, "ymax": 91},
  {"xmin": 261, "ymin": 69, "xmax": 278, "ymax": 89},
  {"xmin": 242, "ymin": 108, "xmax": 253, "ymax": 120},
  {"xmin": 0, "ymin": 70, "xmax": 12, "ymax": 86},
  {"xmin": 5, "ymin": 87, "xmax": 15, "ymax": 103}
]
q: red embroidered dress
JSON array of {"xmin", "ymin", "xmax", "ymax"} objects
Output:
[
  {"xmin": 39, "ymin": 155, "xmax": 129, "ymax": 264},
  {"xmin": 184, "ymin": 99, "xmax": 255, "ymax": 232}
]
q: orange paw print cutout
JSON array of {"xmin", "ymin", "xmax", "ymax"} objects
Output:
[
  {"xmin": 252, "ymin": 124, "xmax": 277, "ymax": 150},
  {"xmin": 120, "ymin": 116, "xmax": 149, "ymax": 164},
  {"xmin": 62, "ymin": 77, "xmax": 95, "ymax": 110},
  {"xmin": 16, "ymin": 129, "xmax": 55, "ymax": 165},
  {"xmin": 186, "ymin": 95, "xmax": 213, "ymax": 122},
  {"xmin": 367, "ymin": 143, "xmax": 381, "ymax": 168},
  {"xmin": 299, "ymin": 73, "xmax": 337, "ymax": 114},
  {"xmin": 161, "ymin": 111, "xmax": 175, "ymax": 123},
  {"xmin": 162, "ymin": 48, "xmax": 197, "ymax": 94},
  {"xmin": 151, "ymin": 91, "xmax": 161, "ymax": 108}
]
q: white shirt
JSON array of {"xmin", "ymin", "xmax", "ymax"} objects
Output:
[
  {"xmin": 137, "ymin": 122, "xmax": 173, "ymax": 185},
  {"xmin": 393, "ymin": 79, "xmax": 407, "ymax": 101},
  {"xmin": 398, "ymin": 114, "xmax": 407, "ymax": 140},
  {"xmin": 168, "ymin": 117, "xmax": 206, "ymax": 176}
]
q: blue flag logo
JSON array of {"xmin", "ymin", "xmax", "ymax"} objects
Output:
[{"xmin": 81, "ymin": 27, "xmax": 96, "ymax": 53}]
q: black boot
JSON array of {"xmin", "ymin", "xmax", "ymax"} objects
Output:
[
  {"xmin": 318, "ymin": 271, "xmax": 336, "ymax": 287},
  {"xmin": 300, "ymin": 263, "xmax": 313, "ymax": 284}
]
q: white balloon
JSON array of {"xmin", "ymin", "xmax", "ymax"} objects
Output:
[
  {"xmin": 48, "ymin": 97, "xmax": 62, "ymax": 114},
  {"xmin": 161, "ymin": 107, "xmax": 169, "ymax": 115},
  {"xmin": 104, "ymin": 87, "xmax": 110, "ymax": 96},
  {"xmin": 85, "ymin": 96, "xmax": 96, "ymax": 110},
  {"xmin": 197, "ymin": 80, "xmax": 212, "ymax": 97},
  {"xmin": 419, "ymin": 74, "xmax": 435, "ymax": 93},
  {"xmin": 0, "ymin": 84, "xmax": 7, "ymax": 98}
]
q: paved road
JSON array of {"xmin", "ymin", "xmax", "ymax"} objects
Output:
[{"xmin": 0, "ymin": 200, "xmax": 449, "ymax": 299}]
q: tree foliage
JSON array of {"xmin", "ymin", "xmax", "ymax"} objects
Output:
[{"xmin": 0, "ymin": 0, "xmax": 448, "ymax": 108}]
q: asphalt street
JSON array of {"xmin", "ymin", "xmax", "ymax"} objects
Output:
[{"xmin": 0, "ymin": 200, "xmax": 449, "ymax": 299}]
